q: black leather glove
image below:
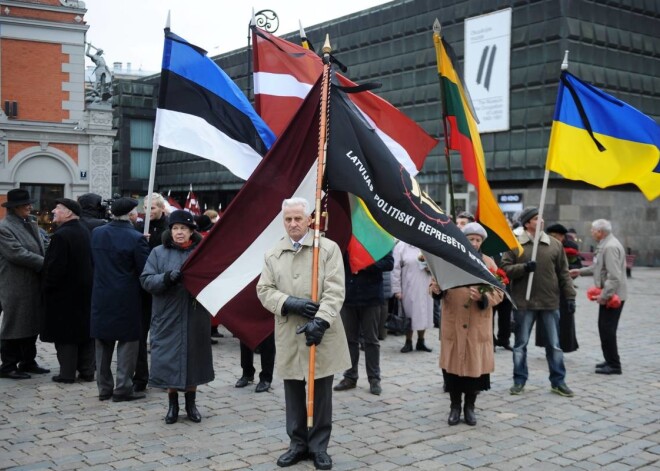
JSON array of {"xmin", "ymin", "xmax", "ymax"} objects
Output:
[
  {"xmin": 524, "ymin": 261, "xmax": 537, "ymax": 273},
  {"xmin": 282, "ymin": 296, "xmax": 319, "ymax": 319},
  {"xmin": 296, "ymin": 318, "xmax": 330, "ymax": 346},
  {"xmin": 164, "ymin": 270, "xmax": 182, "ymax": 287},
  {"xmin": 566, "ymin": 299, "xmax": 576, "ymax": 315}
]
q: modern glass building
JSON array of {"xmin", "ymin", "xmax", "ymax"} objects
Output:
[{"xmin": 112, "ymin": 0, "xmax": 660, "ymax": 264}]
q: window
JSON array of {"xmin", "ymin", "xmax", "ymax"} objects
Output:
[{"xmin": 130, "ymin": 119, "xmax": 154, "ymax": 179}]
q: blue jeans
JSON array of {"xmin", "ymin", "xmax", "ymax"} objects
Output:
[{"xmin": 513, "ymin": 309, "xmax": 566, "ymax": 387}]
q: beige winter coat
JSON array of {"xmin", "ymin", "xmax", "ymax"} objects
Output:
[
  {"xmin": 257, "ymin": 234, "xmax": 350, "ymax": 380},
  {"xmin": 439, "ymin": 254, "xmax": 504, "ymax": 378}
]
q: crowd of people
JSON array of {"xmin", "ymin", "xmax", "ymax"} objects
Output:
[{"xmin": 0, "ymin": 188, "xmax": 629, "ymax": 470}]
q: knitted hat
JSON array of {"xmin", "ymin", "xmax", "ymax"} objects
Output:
[
  {"xmin": 462, "ymin": 222, "xmax": 488, "ymax": 240},
  {"xmin": 519, "ymin": 207, "xmax": 539, "ymax": 226}
]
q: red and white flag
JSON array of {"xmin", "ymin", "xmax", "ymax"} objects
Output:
[
  {"xmin": 165, "ymin": 190, "xmax": 182, "ymax": 213},
  {"xmin": 252, "ymin": 27, "xmax": 438, "ymax": 176},
  {"xmin": 184, "ymin": 184, "xmax": 201, "ymax": 215}
]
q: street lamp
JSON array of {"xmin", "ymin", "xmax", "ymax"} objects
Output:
[{"xmin": 247, "ymin": 9, "xmax": 279, "ymax": 101}]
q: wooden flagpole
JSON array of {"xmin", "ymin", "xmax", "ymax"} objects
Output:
[
  {"xmin": 525, "ymin": 50, "xmax": 569, "ymax": 300},
  {"xmin": 307, "ymin": 34, "xmax": 333, "ymax": 429}
]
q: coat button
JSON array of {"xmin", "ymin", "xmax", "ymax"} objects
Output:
[{"xmin": 463, "ymin": 324, "xmax": 468, "ymax": 329}]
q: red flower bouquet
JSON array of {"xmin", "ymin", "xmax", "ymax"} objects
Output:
[{"xmin": 586, "ymin": 286, "xmax": 622, "ymax": 308}]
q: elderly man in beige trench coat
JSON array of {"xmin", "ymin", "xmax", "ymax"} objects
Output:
[{"xmin": 257, "ymin": 197, "xmax": 350, "ymax": 471}]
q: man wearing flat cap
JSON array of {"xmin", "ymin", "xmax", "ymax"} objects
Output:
[
  {"xmin": 0, "ymin": 189, "xmax": 49, "ymax": 379},
  {"xmin": 90, "ymin": 197, "xmax": 150, "ymax": 401},
  {"xmin": 41, "ymin": 198, "xmax": 95, "ymax": 383},
  {"xmin": 500, "ymin": 207, "xmax": 576, "ymax": 398}
]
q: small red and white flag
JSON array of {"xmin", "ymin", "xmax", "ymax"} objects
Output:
[
  {"xmin": 165, "ymin": 190, "xmax": 182, "ymax": 213},
  {"xmin": 184, "ymin": 184, "xmax": 201, "ymax": 215}
]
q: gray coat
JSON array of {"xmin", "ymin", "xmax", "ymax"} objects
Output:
[
  {"xmin": 257, "ymin": 235, "xmax": 350, "ymax": 380},
  {"xmin": 140, "ymin": 231, "xmax": 214, "ymax": 390},
  {"xmin": 0, "ymin": 213, "xmax": 45, "ymax": 339},
  {"xmin": 578, "ymin": 233, "xmax": 627, "ymax": 302}
]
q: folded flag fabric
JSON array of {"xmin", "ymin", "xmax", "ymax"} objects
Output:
[{"xmin": 546, "ymin": 71, "xmax": 660, "ymax": 201}]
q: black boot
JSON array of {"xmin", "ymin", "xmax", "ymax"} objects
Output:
[
  {"xmin": 448, "ymin": 391, "xmax": 461, "ymax": 426},
  {"xmin": 165, "ymin": 392, "xmax": 179, "ymax": 425},
  {"xmin": 464, "ymin": 392, "xmax": 477, "ymax": 426},
  {"xmin": 400, "ymin": 339, "xmax": 413, "ymax": 353},
  {"xmin": 416, "ymin": 339, "xmax": 432, "ymax": 352},
  {"xmin": 184, "ymin": 391, "xmax": 202, "ymax": 423}
]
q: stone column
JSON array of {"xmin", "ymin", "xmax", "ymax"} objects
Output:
[{"xmin": 85, "ymin": 103, "xmax": 114, "ymax": 198}]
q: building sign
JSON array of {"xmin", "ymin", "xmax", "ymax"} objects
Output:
[
  {"xmin": 497, "ymin": 192, "xmax": 522, "ymax": 218},
  {"xmin": 464, "ymin": 8, "xmax": 512, "ymax": 133}
]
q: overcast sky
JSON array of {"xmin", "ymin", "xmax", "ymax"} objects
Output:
[{"xmin": 83, "ymin": 0, "xmax": 392, "ymax": 74}]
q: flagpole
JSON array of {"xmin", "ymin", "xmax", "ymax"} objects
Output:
[
  {"xmin": 144, "ymin": 12, "xmax": 173, "ymax": 237},
  {"xmin": 307, "ymin": 33, "xmax": 332, "ymax": 429},
  {"xmin": 525, "ymin": 50, "xmax": 569, "ymax": 300},
  {"xmin": 433, "ymin": 20, "xmax": 457, "ymax": 220}
]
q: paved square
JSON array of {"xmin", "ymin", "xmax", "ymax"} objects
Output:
[{"xmin": 2, "ymin": 269, "xmax": 659, "ymax": 469}]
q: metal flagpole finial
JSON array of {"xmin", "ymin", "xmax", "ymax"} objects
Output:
[
  {"xmin": 299, "ymin": 19, "xmax": 306, "ymax": 38},
  {"xmin": 561, "ymin": 50, "xmax": 569, "ymax": 71},
  {"xmin": 433, "ymin": 18, "xmax": 441, "ymax": 35},
  {"xmin": 254, "ymin": 9, "xmax": 279, "ymax": 32},
  {"xmin": 322, "ymin": 34, "xmax": 331, "ymax": 54},
  {"xmin": 165, "ymin": 10, "xmax": 171, "ymax": 31},
  {"xmin": 250, "ymin": 7, "xmax": 256, "ymax": 27}
]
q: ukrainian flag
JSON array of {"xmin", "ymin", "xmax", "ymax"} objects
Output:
[{"xmin": 546, "ymin": 71, "xmax": 660, "ymax": 201}]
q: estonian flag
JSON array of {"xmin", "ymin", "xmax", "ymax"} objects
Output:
[{"xmin": 154, "ymin": 30, "xmax": 276, "ymax": 180}]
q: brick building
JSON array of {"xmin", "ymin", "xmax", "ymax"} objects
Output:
[{"xmin": 0, "ymin": 0, "xmax": 114, "ymax": 228}]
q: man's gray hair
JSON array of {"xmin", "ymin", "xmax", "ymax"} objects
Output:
[
  {"xmin": 113, "ymin": 207, "xmax": 138, "ymax": 221},
  {"xmin": 282, "ymin": 197, "xmax": 311, "ymax": 216},
  {"xmin": 592, "ymin": 219, "xmax": 612, "ymax": 234}
]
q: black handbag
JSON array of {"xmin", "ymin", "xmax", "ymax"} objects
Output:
[{"xmin": 385, "ymin": 299, "xmax": 411, "ymax": 335}]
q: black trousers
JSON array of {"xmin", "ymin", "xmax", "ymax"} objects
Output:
[
  {"xmin": 240, "ymin": 333, "xmax": 275, "ymax": 382},
  {"xmin": 55, "ymin": 340, "xmax": 95, "ymax": 380},
  {"xmin": 0, "ymin": 335, "xmax": 38, "ymax": 373},
  {"xmin": 598, "ymin": 301, "xmax": 624, "ymax": 369},
  {"xmin": 284, "ymin": 375, "xmax": 333, "ymax": 453},
  {"xmin": 493, "ymin": 297, "xmax": 512, "ymax": 346},
  {"xmin": 133, "ymin": 291, "xmax": 151, "ymax": 387}
]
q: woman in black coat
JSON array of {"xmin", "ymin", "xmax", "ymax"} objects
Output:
[{"xmin": 140, "ymin": 210, "xmax": 214, "ymax": 425}]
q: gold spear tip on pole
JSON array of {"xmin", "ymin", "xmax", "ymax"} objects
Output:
[
  {"xmin": 322, "ymin": 34, "xmax": 331, "ymax": 54},
  {"xmin": 433, "ymin": 18, "xmax": 441, "ymax": 34},
  {"xmin": 561, "ymin": 50, "xmax": 570, "ymax": 71}
]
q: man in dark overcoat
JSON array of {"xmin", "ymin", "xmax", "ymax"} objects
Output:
[
  {"xmin": 41, "ymin": 198, "xmax": 95, "ymax": 383},
  {"xmin": 90, "ymin": 197, "xmax": 150, "ymax": 402},
  {"xmin": 0, "ymin": 188, "xmax": 49, "ymax": 379}
]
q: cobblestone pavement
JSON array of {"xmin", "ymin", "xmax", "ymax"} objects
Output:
[{"xmin": 2, "ymin": 269, "xmax": 660, "ymax": 470}]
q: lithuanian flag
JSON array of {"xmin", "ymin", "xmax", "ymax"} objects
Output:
[{"xmin": 433, "ymin": 29, "xmax": 522, "ymax": 256}]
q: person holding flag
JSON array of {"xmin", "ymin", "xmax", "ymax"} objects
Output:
[
  {"xmin": 500, "ymin": 208, "xmax": 576, "ymax": 398},
  {"xmin": 257, "ymin": 197, "xmax": 349, "ymax": 470}
]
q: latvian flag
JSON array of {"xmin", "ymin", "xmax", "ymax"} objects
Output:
[{"xmin": 184, "ymin": 185, "xmax": 201, "ymax": 216}]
